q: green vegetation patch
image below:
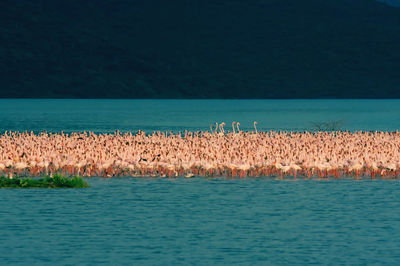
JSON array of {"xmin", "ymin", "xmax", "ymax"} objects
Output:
[{"xmin": 0, "ymin": 174, "xmax": 89, "ymax": 188}]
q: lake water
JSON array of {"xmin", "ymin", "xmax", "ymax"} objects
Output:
[
  {"xmin": 1, "ymin": 99, "xmax": 400, "ymax": 265},
  {"xmin": 1, "ymin": 99, "xmax": 400, "ymax": 133}
]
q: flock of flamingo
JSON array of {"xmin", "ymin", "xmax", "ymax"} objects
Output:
[{"xmin": 1, "ymin": 121, "xmax": 400, "ymax": 180}]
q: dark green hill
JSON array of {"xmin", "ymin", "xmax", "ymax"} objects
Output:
[
  {"xmin": 0, "ymin": 0, "xmax": 399, "ymax": 98},
  {"xmin": 378, "ymin": 0, "xmax": 400, "ymax": 7}
]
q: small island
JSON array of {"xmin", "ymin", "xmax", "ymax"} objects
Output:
[{"xmin": 0, "ymin": 174, "xmax": 89, "ymax": 189}]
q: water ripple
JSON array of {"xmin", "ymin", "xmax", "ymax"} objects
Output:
[{"xmin": 1, "ymin": 178, "xmax": 400, "ymax": 264}]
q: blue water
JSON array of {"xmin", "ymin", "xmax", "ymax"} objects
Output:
[
  {"xmin": 1, "ymin": 99, "xmax": 400, "ymax": 133},
  {"xmin": 1, "ymin": 178, "xmax": 400, "ymax": 265},
  {"xmin": 1, "ymin": 99, "xmax": 400, "ymax": 265}
]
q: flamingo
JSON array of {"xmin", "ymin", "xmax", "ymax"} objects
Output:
[
  {"xmin": 370, "ymin": 162, "xmax": 379, "ymax": 179},
  {"xmin": 237, "ymin": 163, "xmax": 250, "ymax": 178},
  {"xmin": 290, "ymin": 163, "xmax": 302, "ymax": 178},
  {"xmin": 281, "ymin": 165, "xmax": 291, "ymax": 176},
  {"xmin": 185, "ymin": 173, "xmax": 195, "ymax": 178},
  {"xmin": 386, "ymin": 163, "xmax": 397, "ymax": 178},
  {"xmin": 203, "ymin": 162, "xmax": 216, "ymax": 177},
  {"xmin": 167, "ymin": 164, "xmax": 176, "ymax": 177},
  {"xmin": 14, "ymin": 162, "xmax": 28, "ymax": 176},
  {"xmin": 226, "ymin": 162, "xmax": 238, "ymax": 177},
  {"xmin": 349, "ymin": 162, "xmax": 363, "ymax": 179},
  {"xmin": 274, "ymin": 162, "xmax": 283, "ymax": 178},
  {"xmin": 0, "ymin": 129, "xmax": 399, "ymax": 180},
  {"xmin": 219, "ymin": 122, "xmax": 226, "ymax": 134}
]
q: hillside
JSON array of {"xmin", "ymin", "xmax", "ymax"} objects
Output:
[
  {"xmin": 378, "ymin": 0, "xmax": 400, "ymax": 7},
  {"xmin": 0, "ymin": 0, "xmax": 399, "ymax": 98}
]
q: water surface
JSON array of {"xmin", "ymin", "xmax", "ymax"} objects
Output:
[
  {"xmin": 1, "ymin": 99, "xmax": 400, "ymax": 133},
  {"xmin": 1, "ymin": 178, "xmax": 400, "ymax": 265},
  {"xmin": 1, "ymin": 99, "xmax": 400, "ymax": 265}
]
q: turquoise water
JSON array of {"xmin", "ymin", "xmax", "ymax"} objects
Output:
[
  {"xmin": 1, "ymin": 178, "xmax": 400, "ymax": 265},
  {"xmin": 1, "ymin": 99, "xmax": 400, "ymax": 133},
  {"xmin": 1, "ymin": 99, "xmax": 400, "ymax": 265}
]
